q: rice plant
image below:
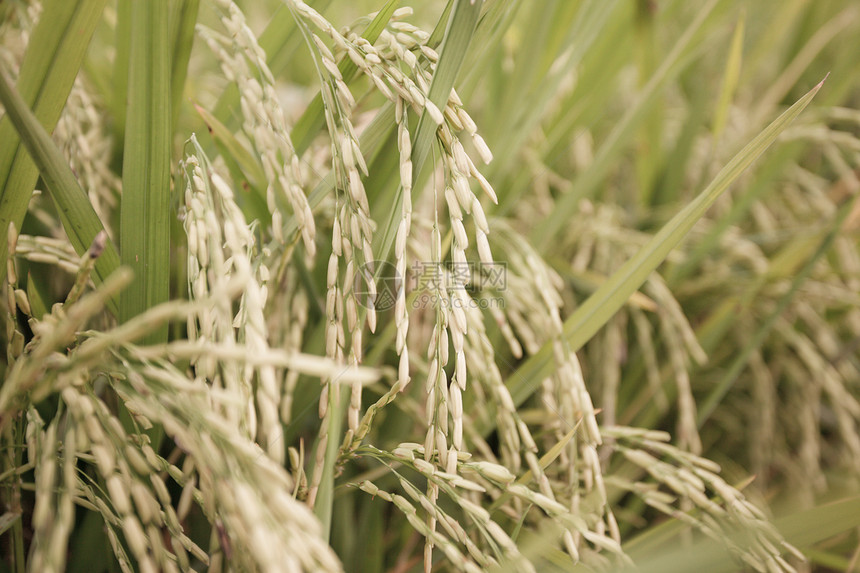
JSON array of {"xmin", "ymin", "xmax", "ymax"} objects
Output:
[{"xmin": 1, "ymin": 0, "xmax": 859, "ymax": 571}]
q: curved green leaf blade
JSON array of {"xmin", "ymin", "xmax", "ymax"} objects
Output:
[
  {"xmin": 711, "ymin": 10, "xmax": 745, "ymax": 139},
  {"xmin": 0, "ymin": 70, "xmax": 120, "ymax": 315},
  {"xmin": 0, "ymin": 0, "xmax": 108, "ymax": 283}
]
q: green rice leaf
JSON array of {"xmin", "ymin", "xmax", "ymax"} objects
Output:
[
  {"xmin": 313, "ymin": 386, "xmax": 349, "ymax": 542},
  {"xmin": 711, "ymin": 9, "xmax": 745, "ymax": 139},
  {"xmin": 112, "ymin": 0, "xmax": 131, "ymax": 146},
  {"xmin": 0, "ymin": 70, "xmax": 120, "ymax": 315},
  {"xmin": 622, "ymin": 496, "xmax": 860, "ymax": 573},
  {"xmin": 410, "ymin": 0, "xmax": 481, "ymax": 182},
  {"xmin": 120, "ymin": 0, "xmax": 172, "ymax": 341},
  {"xmin": 26, "ymin": 272, "xmax": 48, "ymax": 320},
  {"xmin": 0, "ymin": 0, "xmax": 108, "ymax": 284},
  {"xmin": 194, "ymin": 103, "xmax": 266, "ymax": 191},
  {"xmin": 170, "ymin": 0, "xmax": 200, "ymax": 130},
  {"xmin": 194, "ymin": 104, "xmax": 270, "ymax": 225},
  {"xmin": 428, "ymin": 0, "xmax": 456, "ymax": 47}
]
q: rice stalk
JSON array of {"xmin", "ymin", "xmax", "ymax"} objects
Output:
[{"xmin": 1, "ymin": 2, "xmax": 859, "ymax": 571}]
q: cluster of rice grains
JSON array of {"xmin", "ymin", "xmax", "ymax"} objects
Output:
[
  {"xmin": 189, "ymin": 2, "xmax": 808, "ymax": 572},
  {"xmin": 180, "ymin": 132, "xmax": 389, "ymax": 571},
  {"xmin": 0, "ymin": 0, "xmax": 823, "ymax": 571},
  {"xmin": 0, "ymin": 192, "xmax": 356, "ymax": 572},
  {"xmin": 198, "ymin": 0, "xmax": 316, "ymax": 254},
  {"xmin": 1, "ymin": 224, "xmax": 200, "ymax": 573},
  {"xmin": 263, "ymin": 2, "xmax": 632, "ymax": 571},
  {"xmin": 692, "ymin": 109, "xmax": 860, "ymax": 507},
  {"xmin": 605, "ymin": 426, "xmax": 805, "ymax": 571},
  {"xmin": 182, "ymin": 136, "xmax": 282, "ymax": 460}
]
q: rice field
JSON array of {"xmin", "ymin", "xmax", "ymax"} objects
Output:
[{"xmin": 1, "ymin": 0, "xmax": 859, "ymax": 571}]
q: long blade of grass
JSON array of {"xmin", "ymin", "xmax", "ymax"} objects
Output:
[
  {"xmin": 170, "ymin": 0, "xmax": 200, "ymax": 130},
  {"xmin": 455, "ymin": 0, "xmax": 517, "ymax": 92},
  {"xmin": 0, "ymin": 0, "xmax": 107, "ymax": 283},
  {"xmin": 0, "ymin": 71, "xmax": 120, "ymax": 314},
  {"xmin": 313, "ymin": 386, "xmax": 348, "ymax": 541},
  {"xmin": 120, "ymin": 0, "xmax": 171, "ymax": 342},
  {"xmin": 26, "ymin": 273, "xmax": 48, "ymax": 320},
  {"xmin": 112, "ymin": 0, "xmax": 131, "ymax": 148},
  {"xmin": 194, "ymin": 104, "xmax": 266, "ymax": 191},
  {"xmin": 484, "ymin": 0, "xmax": 615, "ymax": 173},
  {"xmin": 491, "ymin": 1, "xmax": 629, "ymax": 214},
  {"xmin": 428, "ymin": 0, "xmax": 456, "ymax": 47},
  {"xmin": 711, "ymin": 9, "xmax": 745, "ymax": 140},
  {"xmin": 194, "ymin": 103, "xmax": 271, "ymax": 224},
  {"xmin": 500, "ymin": 77, "xmax": 825, "ymax": 419},
  {"xmin": 411, "ymin": 0, "xmax": 481, "ymax": 184},
  {"xmin": 634, "ymin": 0, "xmax": 662, "ymax": 206},
  {"xmin": 775, "ymin": 495, "xmax": 860, "ymax": 549}
]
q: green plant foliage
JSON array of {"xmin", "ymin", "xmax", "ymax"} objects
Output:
[
  {"xmin": 0, "ymin": 0, "xmax": 108, "ymax": 283},
  {"xmin": 120, "ymin": 0, "xmax": 172, "ymax": 343},
  {"xmin": 0, "ymin": 1, "xmax": 859, "ymax": 572}
]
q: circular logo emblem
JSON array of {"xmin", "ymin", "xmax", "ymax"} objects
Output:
[{"xmin": 354, "ymin": 260, "xmax": 401, "ymax": 311}]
